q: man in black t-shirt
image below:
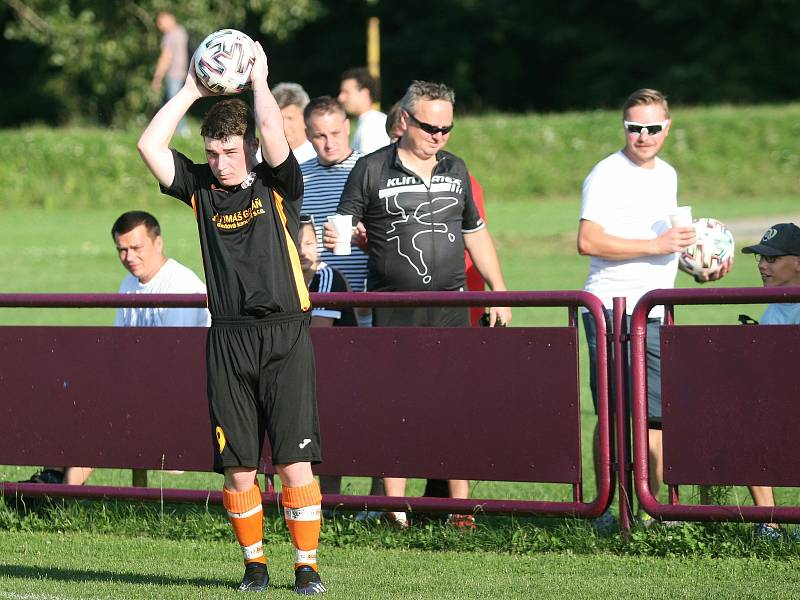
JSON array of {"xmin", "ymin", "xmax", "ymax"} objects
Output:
[
  {"xmin": 323, "ymin": 80, "xmax": 511, "ymax": 528},
  {"xmin": 138, "ymin": 41, "xmax": 325, "ymax": 595}
]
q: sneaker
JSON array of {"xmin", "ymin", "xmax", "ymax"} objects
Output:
[
  {"xmin": 447, "ymin": 514, "xmax": 476, "ymax": 530},
  {"xmin": 237, "ymin": 562, "xmax": 269, "ymax": 592},
  {"xmin": 354, "ymin": 510, "xmax": 383, "ymax": 521},
  {"xmin": 385, "ymin": 511, "xmax": 409, "ymax": 529},
  {"xmin": 754, "ymin": 523, "xmax": 783, "ymax": 541},
  {"xmin": 593, "ymin": 510, "xmax": 618, "ymax": 533},
  {"xmin": 20, "ymin": 469, "xmax": 64, "ymax": 484},
  {"xmin": 294, "ymin": 565, "xmax": 326, "ymax": 595}
]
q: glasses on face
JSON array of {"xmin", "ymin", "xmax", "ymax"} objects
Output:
[
  {"xmin": 406, "ymin": 111, "xmax": 454, "ymax": 136},
  {"xmin": 754, "ymin": 253, "xmax": 786, "ymax": 264},
  {"xmin": 623, "ymin": 120, "xmax": 669, "ymax": 136}
]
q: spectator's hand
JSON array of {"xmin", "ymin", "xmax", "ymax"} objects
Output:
[
  {"xmin": 694, "ymin": 255, "xmax": 734, "ymax": 283},
  {"xmin": 250, "ymin": 41, "xmax": 269, "ymax": 85},
  {"xmin": 353, "ymin": 221, "xmax": 368, "ymax": 250},
  {"xmin": 322, "ymin": 221, "xmax": 338, "ymax": 250},
  {"xmin": 151, "ymin": 77, "xmax": 162, "ymax": 93},
  {"xmin": 654, "ymin": 226, "xmax": 696, "ymax": 254},
  {"xmin": 488, "ymin": 306, "xmax": 512, "ymax": 327}
]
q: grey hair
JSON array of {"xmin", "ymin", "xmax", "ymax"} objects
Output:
[
  {"xmin": 271, "ymin": 82, "xmax": 310, "ymax": 110},
  {"xmin": 399, "ymin": 80, "xmax": 455, "ymax": 115}
]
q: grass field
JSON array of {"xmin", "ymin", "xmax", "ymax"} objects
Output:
[
  {"xmin": 3, "ymin": 530, "xmax": 800, "ymax": 599},
  {"xmin": 1, "ymin": 107, "xmax": 799, "ymax": 598}
]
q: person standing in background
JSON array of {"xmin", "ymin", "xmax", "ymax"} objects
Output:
[
  {"xmin": 150, "ymin": 11, "xmax": 189, "ymax": 137},
  {"xmin": 338, "ymin": 67, "xmax": 390, "ymax": 154}
]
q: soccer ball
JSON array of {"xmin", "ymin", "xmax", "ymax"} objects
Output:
[
  {"xmin": 194, "ymin": 29, "xmax": 255, "ymax": 95},
  {"xmin": 679, "ymin": 217, "xmax": 735, "ymax": 278}
]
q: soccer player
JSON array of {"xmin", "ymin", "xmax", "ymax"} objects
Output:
[{"xmin": 137, "ymin": 42, "xmax": 325, "ymax": 594}]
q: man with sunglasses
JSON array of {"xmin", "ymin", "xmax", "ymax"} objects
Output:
[
  {"xmin": 577, "ymin": 88, "xmax": 730, "ymax": 529},
  {"xmin": 323, "ymin": 79, "xmax": 511, "ymax": 527},
  {"xmin": 740, "ymin": 222, "xmax": 800, "ymax": 539}
]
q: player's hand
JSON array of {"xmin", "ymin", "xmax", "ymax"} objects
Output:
[
  {"xmin": 322, "ymin": 221, "xmax": 338, "ymax": 250},
  {"xmin": 654, "ymin": 226, "xmax": 696, "ymax": 254},
  {"xmin": 488, "ymin": 306, "xmax": 512, "ymax": 327},
  {"xmin": 250, "ymin": 41, "xmax": 269, "ymax": 86},
  {"xmin": 185, "ymin": 60, "xmax": 215, "ymax": 98},
  {"xmin": 353, "ymin": 221, "xmax": 368, "ymax": 249}
]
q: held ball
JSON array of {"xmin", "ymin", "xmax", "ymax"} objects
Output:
[
  {"xmin": 679, "ymin": 217, "xmax": 735, "ymax": 278},
  {"xmin": 194, "ymin": 29, "xmax": 255, "ymax": 95}
]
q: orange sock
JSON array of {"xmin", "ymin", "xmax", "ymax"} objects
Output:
[
  {"xmin": 223, "ymin": 482, "xmax": 266, "ymax": 566},
  {"xmin": 282, "ymin": 480, "xmax": 322, "ymax": 571}
]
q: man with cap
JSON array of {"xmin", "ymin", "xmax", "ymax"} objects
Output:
[{"xmin": 740, "ymin": 222, "xmax": 800, "ymax": 539}]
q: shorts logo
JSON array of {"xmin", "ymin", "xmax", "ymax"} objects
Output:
[
  {"xmin": 216, "ymin": 426, "xmax": 227, "ymax": 454},
  {"xmin": 298, "ymin": 438, "xmax": 311, "ymax": 449}
]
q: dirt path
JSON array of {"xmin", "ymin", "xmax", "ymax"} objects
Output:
[{"xmin": 724, "ymin": 213, "xmax": 799, "ymax": 244}]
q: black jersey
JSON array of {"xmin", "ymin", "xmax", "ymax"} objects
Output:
[
  {"xmin": 161, "ymin": 149, "xmax": 309, "ymax": 318},
  {"xmin": 338, "ymin": 144, "xmax": 484, "ymax": 292}
]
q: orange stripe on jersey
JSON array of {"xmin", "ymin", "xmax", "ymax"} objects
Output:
[
  {"xmin": 274, "ymin": 190, "xmax": 311, "ymax": 312},
  {"xmin": 190, "ymin": 194, "xmax": 198, "ymax": 220}
]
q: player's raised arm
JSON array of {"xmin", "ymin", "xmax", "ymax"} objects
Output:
[
  {"xmin": 250, "ymin": 41, "xmax": 290, "ymax": 167},
  {"xmin": 138, "ymin": 63, "xmax": 211, "ymax": 187}
]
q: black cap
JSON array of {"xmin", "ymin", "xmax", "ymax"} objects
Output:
[{"xmin": 741, "ymin": 223, "xmax": 800, "ymax": 256}]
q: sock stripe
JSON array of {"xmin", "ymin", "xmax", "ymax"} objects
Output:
[
  {"xmin": 296, "ymin": 549, "xmax": 317, "ymax": 564},
  {"xmin": 242, "ymin": 540, "xmax": 264, "ymax": 560},
  {"xmin": 284, "ymin": 504, "xmax": 321, "ymax": 522},
  {"xmin": 227, "ymin": 504, "xmax": 263, "ymax": 519}
]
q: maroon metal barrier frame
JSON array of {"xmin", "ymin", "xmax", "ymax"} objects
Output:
[
  {"xmin": 630, "ymin": 286, "xmax": 800, "ymax": 524},
  {"xmin": 1, "ymin": 291, "xmax": 611, "ymax": 518}
]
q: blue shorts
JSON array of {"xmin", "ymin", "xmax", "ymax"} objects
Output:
[{"xmin": 582, "ymin": 309, "xmax": 663, "ymax": 427}]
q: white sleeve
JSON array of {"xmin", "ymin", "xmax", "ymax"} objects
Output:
[
  {"xmin": 355, "ymin": 114, "xmax": 390, "ymax": 154},
  {"xmin": 580, "ymin": 164, "xmax": 615, "ymax": 226}
]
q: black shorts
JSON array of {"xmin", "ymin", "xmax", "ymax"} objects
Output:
[
  {"xmin": 373, "ymin": 305, "xmax": 469, "ymax": 327},
  {"xmin": 207, "ymin": 313, "xmax": 321, "ymax": 473}
]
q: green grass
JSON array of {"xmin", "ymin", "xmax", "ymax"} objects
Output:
[
  {"xmin": 3, "ymin": 528, "xmax": 800, "ymax": 599},
  {"xmin": 0, "ymin": 110, "xmax": 799, "ymax": 597}
]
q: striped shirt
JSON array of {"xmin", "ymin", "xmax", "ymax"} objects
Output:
[{"xmin": 301, "ymin": 152, "xmax": 369, "ymax": 292}]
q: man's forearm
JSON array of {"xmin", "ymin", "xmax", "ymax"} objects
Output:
[{"xmin": 252, "ymin": 78, "xmax": 289, "ymax": 167}]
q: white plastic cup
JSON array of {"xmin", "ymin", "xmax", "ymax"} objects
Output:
[
  {"xmin": 327, "ymin": 214, "xmax": 353, "ymax": 256},
  {"xmin": 668, "ymin": 206, "xmax": 693, "ymax": 227}
]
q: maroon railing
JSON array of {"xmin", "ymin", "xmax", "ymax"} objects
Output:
[
  {"xmin": 0, "ymin": 291, "xmax": 611, "ymax": 518},
  {"xmin": 629, "ymin": 286, "xmax": 800, "ymax": 524}
]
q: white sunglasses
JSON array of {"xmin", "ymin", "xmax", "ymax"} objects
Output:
[{"xmin": 623, "ymin": 120, "xmax": 669, "ymax": 136}]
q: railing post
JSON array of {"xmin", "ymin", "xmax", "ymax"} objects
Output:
[{"xmin": 613, "ymin": 297, "xmax": 635, "ymax": 536}]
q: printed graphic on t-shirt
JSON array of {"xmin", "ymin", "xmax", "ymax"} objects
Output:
[{"xmin": 379, "ymin": 176, "xmax": 464, "ymax": 284}]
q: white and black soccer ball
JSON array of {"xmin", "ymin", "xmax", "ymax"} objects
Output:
[
  {"xmin": 194, "ymin": 29, "xmax": 256, "ymax": 95},
  {"xmin": 679, "ymin": 217, "xmax": 735, "ymax": 278}
]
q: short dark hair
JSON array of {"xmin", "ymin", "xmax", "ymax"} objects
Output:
[
  {"xmin": 304, "ymin": 96, "xmax": 346, "ymax": 127},
  {"xmin": 111, "ymin": 211, "xmax": 161, "ymax": 240},
  {"xmin": 341, "ymin": 67, "xmax": 380, "ymax": 103},
  {"xmin": 200, "ymin": 98, "xmax": 256, "ymax": 142},
  {"xmin": 399, "ymin": 80, "xmax": 455, "ymax": 115}
]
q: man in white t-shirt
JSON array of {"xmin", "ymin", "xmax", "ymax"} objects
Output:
[
  {"xmin": 740, "ymin": 222, "xmax": 800, "ymax": 539},
  {"xmin": 577, "ymin": 88, "xmax": 729, "ymax": 526},
  {"xmin": 23, "ymin": 211, "xmax": 209, "ymax": 486},
  {"xmin": 338, "ymin": 67, "xmax": 390, "ymax": 154}
]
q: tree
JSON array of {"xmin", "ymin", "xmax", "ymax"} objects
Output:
[{"xmin": 3, "ymin": 0, "xmax": 323, "ymax": 126}]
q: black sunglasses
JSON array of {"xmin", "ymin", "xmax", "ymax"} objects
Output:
[
  {"xmin": 754, "ymin": 253, "xmax": 786, "ymax": 263},
  {"xmin": 406, "ymin": 111, "xmax": 454, "ymax": 135}
]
